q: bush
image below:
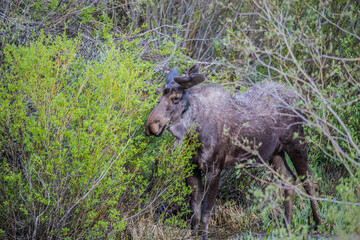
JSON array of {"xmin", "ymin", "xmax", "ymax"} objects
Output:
[{"xmin": 0, "ymin": 34, "xmax": 195, "ymax": 239}]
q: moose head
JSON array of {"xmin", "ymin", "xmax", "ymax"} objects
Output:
[{"xmin": 145, "ymin": 64, "xmax": 205, "ymax": 138}]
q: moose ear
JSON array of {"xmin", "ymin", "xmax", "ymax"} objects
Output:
[
  {"xmin": 166, "ymin": 67, "xmax": 179, "ymax": 86},
  {"xmin": 174, "ymin": 73, "xmax": 206, "ymax": 89},
  {"xmin": 187, "ymin": 63, "xmax": 200, "ymax": 75}
]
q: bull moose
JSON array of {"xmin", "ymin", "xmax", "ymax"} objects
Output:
[{"xmin": 145, "ymin": 64, "xmax": 321, "ymax": 239}]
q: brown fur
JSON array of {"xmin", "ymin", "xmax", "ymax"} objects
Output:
[{"xmin": 145, "ymin": 66, "xmax": 321, "ymax": 239}]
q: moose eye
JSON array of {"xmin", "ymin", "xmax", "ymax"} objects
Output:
[{"xmin": 173, "ymin": 97, "xmax": 180, "ymax": 104}]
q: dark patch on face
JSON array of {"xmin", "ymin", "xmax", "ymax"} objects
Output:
[{"xmin": 163, "ymin": 88, "xmax": 170, "ymax": 95}]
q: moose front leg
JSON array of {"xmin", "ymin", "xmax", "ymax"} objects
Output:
[
  {"xmin": 201, "ymin": 167, "xmax": 221, "ymax": 240},
  {"xmin": 186, "ymin": 167, "xmax": 202, "ymax": 236}
]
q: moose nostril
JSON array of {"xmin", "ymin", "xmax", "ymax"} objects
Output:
[{"xmin": 156, "ymin": 123, "xmax": 163, "ymax": 134}]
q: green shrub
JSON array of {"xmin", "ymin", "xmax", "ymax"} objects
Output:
[{"xmin": 0, "ymin": 34, "xmax": 195, "ymax": 239}]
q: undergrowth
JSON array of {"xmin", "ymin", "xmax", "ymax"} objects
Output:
[
  {"xmin": 1, "ymin": 0, "xmax": 360, "ymax": 239},
  {"xmin": 0, "ymin": 34, "xmax": 196, "ymax": 239}
]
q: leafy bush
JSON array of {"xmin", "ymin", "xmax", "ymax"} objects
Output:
[{"xmin": 0, "ymin": 34, "xmax": 195, "ymax": 239}]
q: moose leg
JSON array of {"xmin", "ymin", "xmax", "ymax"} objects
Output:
[
  {"xmin": 186, "ymin": 167, "xmax": 202, "ymax": 236},
  {"xmin": 201, "ymin": 167, "xmax": 221, "ymax": 240},
  {"xmin": 271, "ymin": 152, "xmax": 296, "ymax": 228},
  {"xmin": 285, "ymin": 146, "xmax": 321, "ymax": 227}
]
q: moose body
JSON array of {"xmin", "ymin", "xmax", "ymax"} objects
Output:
[{"xmin": 145, "ymin": 65, "xmax": 321, "ymax": 239}]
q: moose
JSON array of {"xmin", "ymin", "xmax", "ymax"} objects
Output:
[{"xmin": 145, "ymin": 64, "xmax": 321, "ymax": 239}]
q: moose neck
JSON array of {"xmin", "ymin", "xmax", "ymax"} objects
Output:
[{"xmin": 180, "ymin": 85, "xmax": 233, "ymax": 133}]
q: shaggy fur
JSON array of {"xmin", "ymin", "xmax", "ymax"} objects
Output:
[{"xmin": 145, "ymin": 66, "xmax": 321, "ymax": 239}]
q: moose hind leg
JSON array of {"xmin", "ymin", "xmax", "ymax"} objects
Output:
[
  {"xmin": 285, "ymin": 145, "xmax": 321, "ymax": 226},
  {"xmin": 186, "ymin": 167, "xmax": 202, "ymax": 236},
  {"xmin": 271, "ymin": 152, "xmax": 296, "ymax": 228}
]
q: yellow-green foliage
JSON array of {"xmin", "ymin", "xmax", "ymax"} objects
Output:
[{"xmin": 0, "ymin": 34, "xmax": 195, "ymax": 239}]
